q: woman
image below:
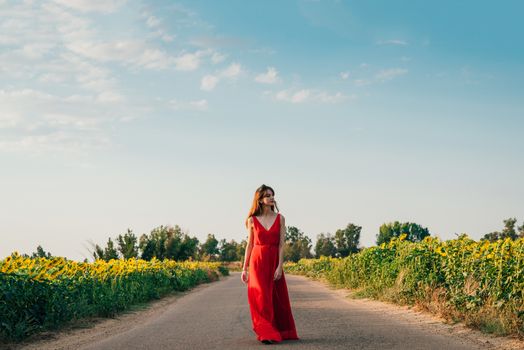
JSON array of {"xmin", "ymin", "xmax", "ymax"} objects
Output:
[{"xmin": 241, "ymin": 184, "xmax": 299, "ymax": 344}]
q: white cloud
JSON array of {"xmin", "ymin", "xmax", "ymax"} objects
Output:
[
  {"xmin": 0, "ymin": 0, "xmax": 222, "ymax": 93},
  {"xmin": 340, "ymin": 71, "xmax": 350, "ymax": 80},
  {"xmin": 66, "ymin": 41, "xmax": 209, "ymax": 71},
  {"xmin": 201, "ymin": 75, "xmax": 219, "ymax": 91},
  {"xmin": 354, "ymin": 79, "xmax": 372, "ymax": 87},
  {"xmin": 0, "ymin": 1, "xmax": 238, "ymax": 154},
  {"xmin": 377, "ymin": 39, "xmax": 408, "ymax": 46},
  {"xmin": 38, "ymin": 73, "xmax": 67, "ymax": 84},
  {"xmin": 41, "ymin": 4, "xmax": 207, "ymax": 72},
  {"xmin": 56, "ymin": 53, "xmax": 120, "ymax": 96},
  {"xmin": 169, "ymin": 98, "xmax": 208, "ymax": 111},
  {"xmin": 0, "ymin": 131, "xmax": 110, "ymax": 155},
  {"xmin": 0, "ymin": 113, "xmax": 21, "ymax": 129},
  {"xmin": 142, "ymin": 11, "xmax": 175, "ymax": 43},
  {"xmin": 190, "ymin": 99, "xmax": 208, "ymax": 111},
  {"xmin": 211, "ymin": 52, "xmax": 226, "ymax": 64},
  {"xmin": 146, "ymin": 15, "xmax": 161, "ymax": 28},
  {"xmin": 134, "ymin": 48, "xmax": 174, "ymax": 70},
  {"xmin": 173, "ymin": 52, "xmax": 201, "ymax": 71},
  {"xmin": 52, "ymin": 0, "xmax": 127, "ymax": 14},
  {"xmin": 271, "ymin": 88, "xmax": 351, "ymax": 104},
  {"xmin": 315, "ymin": 92, "xmax": 348, "ymax": 103},
  {"xmin": 44, "ymin": 3, "xmax": 96, "ymax": 42},
  {"xmin": 0, "ymin": 89, "xmax": 54, "ymax": 100},
  {"xmin": 352, "ymin": 68, "xmax": 408, "ymax": 86},
  {"xmin": 199, "ymin": 62, "xmax": 242, "ymax": 91},
  {"xmin": 0, "ymin": 88, "xmax": 135, "ymax": 153},
  {"xmin": 375, "ymin": 68, "xmax": 408, "ymax": 82},
  {"xmin": 96, "ymin": 91, "xmax": 124, "ymax": 103},
  {"xmin": 255, "ymin": 67, "xmax": 279, "ymax": 84},
  {"xmin": 19, "ymin": 42, "xmax": 56, "ymax": 59},
  {"xmin": 275, "ymin": 89, "xmax": 311, "ymax": 103},
  {"xmin": 159, "ymin": 32, "xmax": 175, "ymax": 42},
  {"xmin": 0, "ymin": 2, "xmax": 126, "ymax": 105},
  {"xmin": 66, "ymin": 40, "xmax": 174, "ymax": 70},
  {"xmin": 221, "ymin": 62, "xmax": 242, "ymax": 78},
  {"xmin": 43, "ymin": 113, "xmax": 99, "ymax": 130}
]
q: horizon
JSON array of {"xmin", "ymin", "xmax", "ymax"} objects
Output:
[
  {"xmin": 1, "ymin": 0, "xmax": 523, "ymax": 261},
  {"xmin": 10, "ymin": 217, "xmax": 510, "ymax": 262}
]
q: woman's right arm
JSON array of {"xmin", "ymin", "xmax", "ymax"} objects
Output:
[{"xmin": 242, "ymin": 217, "xmax": 254, "ymax": 271}]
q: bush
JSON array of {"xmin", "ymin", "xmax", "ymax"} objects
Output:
[
  {"xmin": 285, "ymin": 235, "xmax": 524, "ymax": 336},
  {"xmin": 0, "ymin": 254, "xmax": 226, "ymax": 341}
]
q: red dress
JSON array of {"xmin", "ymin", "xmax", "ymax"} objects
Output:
[{"xmin": 247, "ymin": 213, "xmax": 299, "ymax": 342}]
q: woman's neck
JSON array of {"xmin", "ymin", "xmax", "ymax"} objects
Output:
[{"xmin": 261, "ymin": 206, "xmax": 273, "ymax": 216}]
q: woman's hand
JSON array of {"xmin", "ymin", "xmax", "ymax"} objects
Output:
[
  {"xmin": 241, "ymin": 270, "xmax": 249, "ymax": 284},
  {"xmin": 273, "ymin": 265, "xmax": 282, "ymax": 281}
]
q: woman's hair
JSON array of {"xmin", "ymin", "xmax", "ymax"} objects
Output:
[{"xmin": 245, "ymin": 184, "xmax": 280, "ymax": 227}]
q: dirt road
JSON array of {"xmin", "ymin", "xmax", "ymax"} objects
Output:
[{"xmin": 17, "ymin": 272, "xmax": 521, "ymax": 350}]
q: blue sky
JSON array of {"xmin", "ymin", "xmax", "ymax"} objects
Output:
[{"xmin": 1, "ymin": 0, "xmax": 523, "ymax": 261}]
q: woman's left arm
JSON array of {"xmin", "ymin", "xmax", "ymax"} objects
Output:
[{"xmin": 277, "ymin": 214, "xmax": 286, "ymax": 270}]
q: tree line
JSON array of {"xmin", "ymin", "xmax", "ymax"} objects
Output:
[
  {"xmin": 481, "ymin": 218, "xmax": 524, "ymax": 242},
  {"xmin": 27, "ymin": 217, "xmax": 523, "ymax": 262}
]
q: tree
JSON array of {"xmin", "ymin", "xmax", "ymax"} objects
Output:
[
  {"xmin": 237, "ymin": 239, "xmax": 247, "ymax": 263},
  {"xmin": 334, "ymin": 223, "xmax": 361, "ymax": 257},
  {"xmin": 137, "ymin": 225, "xmax": 199, "ymax": 261},
  {"xmin": 91, "ymin": 224, "xmax": 200, "ymax": 261},
  {"xmin": 219, "ymin": 239, "xmax": 239, "ymax": 261},
  {"xmin": 314, "ymin": 233, "xmax": 337, "ymax": 258},
  {"xmin": 93, "ymin": 243, "xmax": 105, "ymax": 260},
  {"xmin": 117, "ymin": 229, "xmax": 139, "ymax": 259},
  {"xmin": 31, "ymin": 245, "xmax": 52, "ymax": 259},
  {"xmin": 92, "ymin": 238, "xmax": 119, "ymax": 261},
  {"xmin": 103, "ymin": 238, "xmax": 119, "ymax": 260},
  {"xmin": 482, "ymin": 231, "xmax": 500, "ymax": 242},
  {"xmin": 139, "ymin": 233, "xmax": 155, "ymax": 260},
  {"xmin": 500, "ymin": 218, "xmax": 518, "ymax": 240},
  {"xmin": 482, "ymin": 218, "xmax": 521, "ymax": 242},
  {"xmin": 285, "ymin": 226, "xmax": 301, "ymax": 243},
  {"xmin": 200, "ymin": 234, "xmax": 219, "ymax": 261},
  {"xmin": 178, "ymin": 234, "xmax": 199, "ymax": 260},
  {"xmin": 165, "ymin": 225, "xmax": 184, "ymax": 259},
  {"xmin": 376, "ymin": 221, "xmax": 430, "ymax": 245},
  {"xmin": 149, "ymin": 226, "xmax": 170, "ymax": 260},
  {"xmin": 284, "ymin": 226, "xmax": 313, "ymax": 262},
  {"xmin": 518, "ymin": 221, "xmax": 524, "ymax": 238}
]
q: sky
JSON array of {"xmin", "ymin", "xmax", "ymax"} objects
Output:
[{"xmin": 1, "ymin": 0, "xmax": 523, "ymax": 261}]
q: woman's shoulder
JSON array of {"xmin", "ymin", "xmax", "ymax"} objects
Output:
[{"xmin": 278, "ymin": 212, "xmax": 285, "ymax": 221}]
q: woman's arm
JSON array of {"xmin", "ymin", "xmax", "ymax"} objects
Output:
[
  {"xmin": 242, "ymin": 217, "xmax": 254, "ymax": 271},
  {"xmin": 277, "ymin": 214, "xmax": 286, "ymax": 268}
]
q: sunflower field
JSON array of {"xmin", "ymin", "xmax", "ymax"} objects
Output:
[
  {"xmin": 0, "ymin": 253, "xmax": 228, "ymax": 341},
  {"xmin": 285, "ymin": 234, "xmax": 524, "ymax": 336}
]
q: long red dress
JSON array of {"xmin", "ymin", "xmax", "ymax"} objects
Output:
[{"xmin": 247, "ymin": 213, "xmax": 299, "ymax": 342}]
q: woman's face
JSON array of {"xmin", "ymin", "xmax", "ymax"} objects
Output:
[{"xmin": 259, "ymin": 189, "xmax": 275, "ymax": 207}]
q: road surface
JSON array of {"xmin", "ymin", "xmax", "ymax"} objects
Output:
[{"xmin": 73, "ymin": 271, "xmax": 493, "ymax": 350}]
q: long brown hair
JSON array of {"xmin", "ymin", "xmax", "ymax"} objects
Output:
[{"xmin": 245, "ymin": 184, "xmax": 280, "ymax": 227}]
